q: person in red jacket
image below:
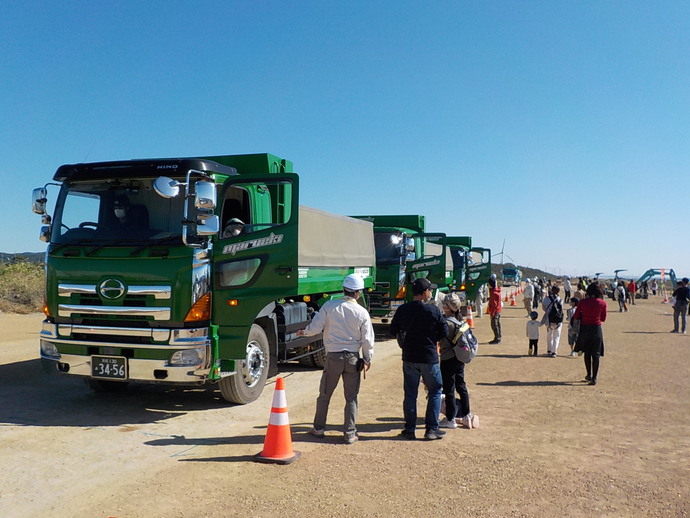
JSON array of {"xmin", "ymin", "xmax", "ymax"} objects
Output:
[
  {"xmin": 628, "ymin": 279, "xmax": 637, "ymax": 305},
  {"xmin": 488, "ymin": 275, "xmax": 502, "ymax": 344},
  {"xmin": 573, "ymin": 281, "xmax": 607, "ymax": 385}
]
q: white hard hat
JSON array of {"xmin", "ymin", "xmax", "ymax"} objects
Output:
[{"xmin": 343, "ymin": 274, "xmax": 365, "ymax": 291}]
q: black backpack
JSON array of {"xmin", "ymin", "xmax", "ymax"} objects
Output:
[{"xmin": 547, "ymin": 295, "xmax": 563, "ymax": 324}]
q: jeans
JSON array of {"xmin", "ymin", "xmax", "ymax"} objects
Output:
[
  {"xmin": 673, "ymin": 303, "xmax": 688, "ymax": 332},
  {"xmin": 314, "ymin": 351, "xmax": 361, "ymax": 439},
  {"xmin": 402, "ymin": 361, "xmax": 443, "ymax": 432},
  {"xmin": 440, "ymin": 357, "xmax": 470, "ymax": 419}
]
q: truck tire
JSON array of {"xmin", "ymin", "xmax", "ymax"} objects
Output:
[
  {"xmin": 219, "ymin": 324, "xmax": 270, "ymax": 404},
  {"xmin": 295, "ymin": 340, "xmax": 326, "ymax": 368},
  {"xmin": 310, "ymin": 339, "xmax": 327, "ymax": 368},
  {"xmin": 296, "ymin": 346, "xmax": 315, "ymax": 367}
]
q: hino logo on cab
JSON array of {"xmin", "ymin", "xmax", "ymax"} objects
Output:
[
  {"xmin": 99, "ymin": 278, "xmax": 126, "ymax": 299},
  {"xmin": 156, "ymin": 164, "xmax": 178, "ymax": 169}
]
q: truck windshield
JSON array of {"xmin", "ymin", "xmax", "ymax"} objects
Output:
[
  {"xmin": 450, "ymin": 248, "xmax": 467, "ymax": 270},
  {"xmin": 373, "ymin": 232, "xmax": 404, "ymax": 265},
  {"xmin": 51, "ymin": 180, "xmax": 184, "ymax": 245}
]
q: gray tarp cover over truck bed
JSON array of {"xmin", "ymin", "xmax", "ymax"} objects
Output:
[{"xmin": 298, "ymin": 206, "xmax": 375, "ymax": 268}]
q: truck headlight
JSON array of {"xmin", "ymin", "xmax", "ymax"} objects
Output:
[
  {"xmin": 169, "ymin": 348, "xmax": 206, "ymax": 367},
  {"xmin": 40, "ymin": 341, "xmax": 60, "ymax": 359}
]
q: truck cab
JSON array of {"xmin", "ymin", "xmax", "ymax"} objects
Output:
[
  {"xmin": 351, "ymin": 215, "xmax": 425, "ymax": 323},
  {"xmin": 465, "ymin": 247, "xmax": 492, "ymax": 309},
  {"xmin": 33, "ymin": 153, "xmax": 375, "ymax": 404},
  {"xmin": 406, "ymin": 233, "xmax": 453, "ymax": 300},
  {"xmin": 501, "ymin": 266, "xmax": 522, "ymax": 286}
]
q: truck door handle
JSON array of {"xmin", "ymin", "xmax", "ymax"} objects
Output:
[{"xmin": 275, "ymin": 266, "xmax": 294, "ymax": 275}]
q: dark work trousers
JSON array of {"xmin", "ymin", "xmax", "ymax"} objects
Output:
[
  {"xmin": 529, "ymin": 338, "xmax": 538, "ymax": 356},
  {"xmin": 490, "ymin": 312, "xmax": 501, "ymax": 341},
  {"xmin": 440, "ymin": 356, "xmax": 470, "ymax": 419}
]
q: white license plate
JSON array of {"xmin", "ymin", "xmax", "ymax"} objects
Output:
[{"xmin": 91, "ymin": 355, "xmax": 127, "ymax": 380}]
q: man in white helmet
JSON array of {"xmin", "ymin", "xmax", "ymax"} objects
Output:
[
  {"xmin": 523, "ymin": 278, "xmax": 535, "ymax": 316},
  {"xmin": 297, "ymin": 273, "xmax": 375, "ymax": 444}
]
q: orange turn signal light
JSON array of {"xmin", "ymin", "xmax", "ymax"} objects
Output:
[{"xmin": 185, "ymin": 293, "xmax": 211, "ymax": 322}]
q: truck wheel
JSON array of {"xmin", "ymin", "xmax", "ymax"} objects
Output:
[
  {"xmin": 296, "ymin": 340, "xmax": 326, "ymax": 368},
  {"xmin": 310, "ymin": 339, "xmax": 326, "ymax": 368},
  {"xmin": 296, "ymin": 346, "xmax": 315, "ymax": 367},
  {"xmin": 85, "ymin": 379, "xmax": 129, "ymax": 393},
  {"xmin": 219, "ymin": 324, "xmax": 270, "ymax": 404}
]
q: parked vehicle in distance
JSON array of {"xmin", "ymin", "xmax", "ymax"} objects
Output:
[{"xmin": 501, "ymin": 266, "xmax": 521, "ymax": 286}]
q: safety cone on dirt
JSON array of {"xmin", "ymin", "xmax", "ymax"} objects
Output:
[
  {"xmin": 255, "ymin": 377, "xmax": 301, "ymax": 465},
  {"xmin": 466, "ymin": 305, "xmax": 475, "ymax": 328},
  {"xmin": 504, "ymin": 293, "xmax": 509, "ymax": 302},
  {"xmin": 510, "ymin": 293, "xmax": 517, "ymax": 306}
]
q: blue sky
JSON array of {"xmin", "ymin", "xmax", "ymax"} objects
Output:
[{"xmin": 2, "ymin": 1, "xmax": 688, "ymax": 278}]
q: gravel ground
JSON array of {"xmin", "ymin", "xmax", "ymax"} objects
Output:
[{"xmin": 1, "ymin": 293, "xmax": 689, "ymax": 517}]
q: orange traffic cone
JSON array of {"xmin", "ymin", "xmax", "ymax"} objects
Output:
[
  {"xmin": 255, "ymin": 377, "xmax": 301, "ymax": 465},
  {"xmin": 510, "ymin": 293, "xmax": 517, "ymax": 306},
  {"xmin": 504, "ymin": 293, "xmax": 509, "ymax": 302},
  {"xmin": 466, "ymin": 305, "xmax": 475, "ymax": 328}
]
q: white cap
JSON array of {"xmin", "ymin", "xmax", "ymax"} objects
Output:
[
  {"xmin": 442, "ymin": 292, "xmax": 463, "ymax": 313},
  {"xmin": 343, "ymin": 274, "xmax": 365, "ymax": 291}
]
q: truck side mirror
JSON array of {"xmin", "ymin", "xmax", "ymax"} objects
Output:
[
  {"xmin": 39, "ymin": 225, "xmax": 51, "ymax": 243},
  {"xmin": 153, "ymin": 177, "xmax": 181, "ymax": 199},
  {"xmin": 32, "ymin": 188, "xmax": 47, "ymax": 215},
  {"xmin": 194, "ymin": 180, "xmax": 216, "ymax": 211},
  {"xmin": 196, "ymin": 215, "xmax": 219, "ymax": 236}
]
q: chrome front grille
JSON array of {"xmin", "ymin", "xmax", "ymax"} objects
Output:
[{"xmin": 57, "ymin": 283, "xmax": 172, "ymax": 321}]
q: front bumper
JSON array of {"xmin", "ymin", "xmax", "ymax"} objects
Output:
[{"xmin": 40, "ymin": 321, "xmax": 212, "ymax": 383}]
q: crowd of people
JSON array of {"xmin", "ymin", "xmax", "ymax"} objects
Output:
[{"xmin": 298, "ymin": 272, "xmax": 687, "ymax": 444}]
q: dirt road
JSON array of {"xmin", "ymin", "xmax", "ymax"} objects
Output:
[{"xmin": 1, "ymin": 294, "xmax": 689, "ymax": 517}]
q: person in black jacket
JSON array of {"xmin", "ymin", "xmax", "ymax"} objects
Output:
[
  {"xmin": 671, "ymin": 277, "xmax": 690, "ymax": 334},
  {"xmin": 389, "ymin": 277, "xmax": 448, "ymax": 441}
]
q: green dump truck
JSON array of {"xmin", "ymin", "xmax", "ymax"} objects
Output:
[
  {"xmin": 406, "ymin": 233, "xmax": 453, "ymax": 297},
  {"xmin": 32, "ymin": 153, "xmax": 375, "ymax": 404},
  {"xmin": 351, "ymin": 215, "xmax": 425, "ymax": 324}
]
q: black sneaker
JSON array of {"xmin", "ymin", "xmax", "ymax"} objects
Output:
[
  {"xmin": 584, "ymin": 375, "xmax": 592, "ymax": 382},
  {"xmin": 398, "ymin": 430, "xmax": 416, "ymax": 440},
  {"xmin": 424, "ymin": 429, "xmax": 446, "ymax": 441},
  {"xmin": 588, "ymin": 378, "xmax": 597, "ymax": 386}
]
